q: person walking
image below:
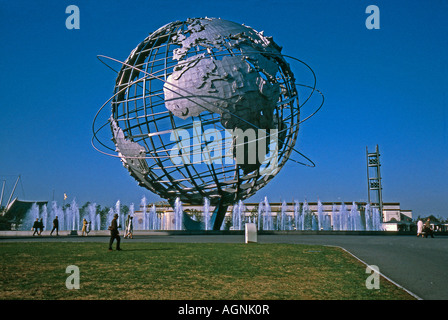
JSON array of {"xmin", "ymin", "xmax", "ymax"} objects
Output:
[
  {"xmin": 108, "ymin": 213, "xmax": 121, "ymax": 251},
  {"xmin": 417, "ymin": 219, "xmax": 423, "ymax": 237},
  {"xmin": 50, "ymin": 216, "xmax": 59, "ymax": 236},
  {"xmin": 124, "ymin": 215, "xmax": 130, "ymax": 238},
  {"xmin": 125, "ymin": 216, "xmax": 134, "ymax": 239},
  {"xmin": 424, "ymin": 218, "xmax": 434, "ymax": 238},
  {"xmin": 81, "ymin": 218, "xmax": 88, "ymax": 236},
  {"xmin": 32, "ymin": 218, "xmax": 40, "ymax": 236},
  {"xmin": 38, "ymin": 218, "xmax": 44, "ymax": 235}
]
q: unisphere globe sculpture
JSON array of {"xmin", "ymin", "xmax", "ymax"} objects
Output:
[{"xmin": 93, "ymin": 17, "xmax": 323, "ymax": 230}]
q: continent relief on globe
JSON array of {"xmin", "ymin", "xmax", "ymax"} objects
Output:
[{"xmin": 165, "ymin": 56, "xmax": 284, "ymax": 173}]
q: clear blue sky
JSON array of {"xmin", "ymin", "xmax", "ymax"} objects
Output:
[{"xmin": 1, "ymin": 0, "xmax": 447, "ymax": 218}]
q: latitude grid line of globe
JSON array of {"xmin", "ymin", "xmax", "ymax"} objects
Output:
[{"xmin": 111, "ymin": 18, "xmax": 300, "ymax": 206}]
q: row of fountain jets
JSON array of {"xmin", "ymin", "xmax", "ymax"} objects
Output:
[{"xmin": 22, "ymin": 196, "xmax": 383, "ymax": 232}]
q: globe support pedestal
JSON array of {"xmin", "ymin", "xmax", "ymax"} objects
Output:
[
  {"xmin": 168, "ymin": 199, "xmax": 202, "ymax": 231},
  {"xmin": 168, "ymin": 198, "xmax": 229, "ymax": 231},
  {"xmin": 210, "ymin": 198, "xmax": 229, "ymax": 231}
]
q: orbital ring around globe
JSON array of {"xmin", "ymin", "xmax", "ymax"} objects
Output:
[
  {"xmin": 92, "ymin": 52, "xmax": 324, "ymax": 164},
  {"xmin": 91, "ymin": 17, "xmax": 324, "ymax": 210}
]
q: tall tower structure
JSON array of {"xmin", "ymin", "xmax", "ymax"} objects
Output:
[{"xmin": 366, "ymin": 145, "xmax": 383, "ymax": 220}]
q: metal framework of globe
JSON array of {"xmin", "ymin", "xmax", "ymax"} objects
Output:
[{"xmin": 92, "ymin": 17, "xmax": 323, "ymax": 230}]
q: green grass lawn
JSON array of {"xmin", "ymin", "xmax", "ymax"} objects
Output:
[{"xmin": 0, "ymin": 242, "xmax": 415, "ymax": 300}]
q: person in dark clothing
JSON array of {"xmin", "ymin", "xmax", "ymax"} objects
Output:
[
  {"xmin": 108, "ymin": 214, "xmax": 121, "ymax": 251},
  {"xmin": 423, "ymin": 218, "xmax": 434, "ymax": 238},
  {"xmin": 32, "ymin": 218, "xmax": 39, "ymax": 236},
  {"xmin": 50, "ymin": 216, "xmax": 59, "ymax": 236},
  {"xmin": 38, "ymin": 218, "xmax": 44, "ymax": 235}
]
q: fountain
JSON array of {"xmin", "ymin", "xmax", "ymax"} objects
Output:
[
  {"xmin": 115, "ymin": 200, "xmax": 123, "ymax": 230},
  {"xmin": 129, "ymin": 203, "xmax": 135, "ymax": 229},
  {"xmin": 106, "ymin": 207, "xmax": 114, "ymax": 229},
  {"xmin": 16, "ymin": 196, "xmax": 388, "ymax": 233},
  {"xmin": 50, "ymin": 201, "xmax": 64, "ymax": 230},
  {"xmin": 318, "ymin": 201, "xmax": 331, "ymax": 231},
  {"xmin": 293, "ymin": 201, "xmax": 300, "ymax": 230},
  {"xmin": 174, "ymin": 197, "xmax": 183, "ymax": 230},
  {"xmin": 279, "ymin": 201, "xmax": 288, "ymax": 230},
  {"xmin": 86, "ymin": 203, "xmax": 97, "ymax": 231},
  {"xmin": 331, "ymin": 204, "xmax": 337, "ymax": 230},
  {"xmin": 238, "ymin": 200, "xmax": 245, "ymax": 230},
  {"xmin": 339, "ymin": 203, "xmax": 348, "ymax": 231},
  {"xmin": 258, "ymin": 196, "xmax": 273, "ymax": 230},
  {"xmin": 160, "ymin": 207, "xmax": 167, "ymax": 230},
  {"xmin": 20, "ymin": 200, "xmax": 74, "ymax": 231},
  {"xmin": 302, "ymin": 200, "xmax": 311, "ymax": 230},
  {"xmin": 232, "ymin": 204, "xmax": 239, "ymax": 230},
  {"xmin": 64, "ymin": 205, "xmax": 71, "ymax": 231},
  {"xmin": 311, "ymin": 212, "xmax": 318, "ymax": 230},
  {"xmin": 46, "ymin": 202, "xmax": 55, "ymax": 230},
  {"xmin": 62, "ymin": 199, "xmax": 80, "ymax": 231},
  {"xmin": 41, "ymin": 204, "xmax": 48, "ymax": 231},
  {"xmin": 143, "ymin": 204, "xmax": 149, "ymax": 230},
  {"xmin": 372, "ymin": 207, "xmax": 382, "ymax": 231},
  {"xmin": 140, "ymin": 196, "xmax": 147, "ymax": 229},
  {"xmin": 148, "ymin": 204, "xmax": 158, "ymax": 230},
  {"xmin": 349, "ymin": 202, "xmax": 364, "ymax": 231},
  {"xmin": 203, "ymin": 198, "xmax": 211, "ymax": 231},
  {"xmin": 317, "ymin": 200, "xmax": 324, "ymax": 230},
  {"xmin": 365, "ymin": 203, "xmax": 372, "ymax": 231},
  {"xmin": 364, "ymin": 203, "xmax": 383, "ymax": 231},
  {"xmin": 96, "ymin": 211, "xmax": 101, "ymax": 230},
  {"xmin": 231, "ymin": 200, "xmax": 245, "ymax": 230},
  {"xmin": 21, "ymin": 202, "xmax": 39, "ymax": 230},
  {"xmin": 257, "ymin": 199, "xmax": 264, "ymax": 230},
  {"xmin": 265, "ymin": 197, "xmax": 273, "ymax": 230}
]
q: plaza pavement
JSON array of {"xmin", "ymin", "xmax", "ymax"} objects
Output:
[{"xmin": 1, "ymin": 232, "xmax": 447, "ymax": 300}]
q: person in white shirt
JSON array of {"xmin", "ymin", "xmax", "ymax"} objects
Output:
[{"xmin": 417, "ymin": 219, "xmax": 423, "ymax": 237}]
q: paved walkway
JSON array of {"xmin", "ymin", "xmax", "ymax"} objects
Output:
[
  {"xmin": 256, "ymin": 234, "xmax": 448, "ymax": 300},
  {"xmin": 1, "ymin": 233, "xmax": 447, "ymax": 300}
]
